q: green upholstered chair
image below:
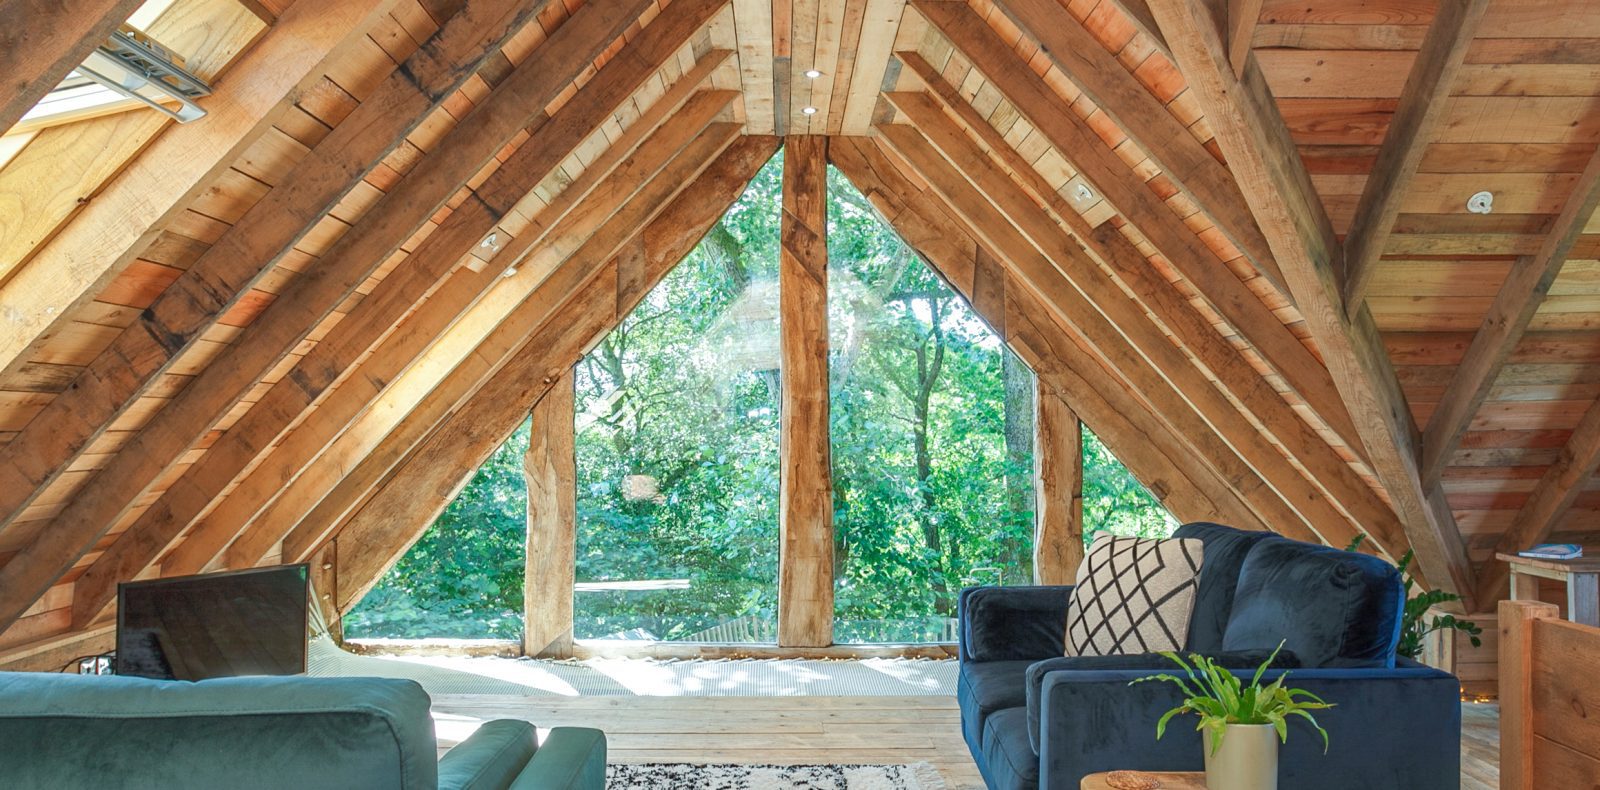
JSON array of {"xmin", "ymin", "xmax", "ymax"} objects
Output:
[{"xmin": 0, "ymin": 671, "xmax": 606, "ymax": 790}]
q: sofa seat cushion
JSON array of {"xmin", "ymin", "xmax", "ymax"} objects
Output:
[
  {"xmin": 959, "ymin": 660, "xmax": 1033, "ymax": 751},
  {"xmin": 979, "ymin": 707, "xmax": 1040, "ymax": 790},
  {"xmin": 1223, "ymin": 539, "xmax": 1404, "ymax": 668},
  {"xmin": 1022, "ymin": 649, "xmax": 1300, "ymax": 752},
  {"xmin": 1171, "ymin": 522, "xmax": 1280, "ymax": 652}
]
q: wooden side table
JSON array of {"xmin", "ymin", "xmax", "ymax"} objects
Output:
[
  {"xmin": 1081, "ymin": 771, "xmax": 1205, "ymax": 789},
  {"xmin": 1497, "ymin": 552, "xmax": 1600, "ymax": 626}
]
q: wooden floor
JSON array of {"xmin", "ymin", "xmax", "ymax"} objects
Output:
[{"xmin": 431, "ymin": 694, "xmax": 1501, "ymax": 788}]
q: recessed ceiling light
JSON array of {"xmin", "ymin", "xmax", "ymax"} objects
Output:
[
  {"xmin": 804, "ymin": 69, "xmax": 823, "ymax": 79},
  {"xmin": 801, "ymin": 106, "xmax": 819, "ymax": 115},
  {"xmin": 1466, "ymin": 191, "xmax": 1494, "ymax": 214}
]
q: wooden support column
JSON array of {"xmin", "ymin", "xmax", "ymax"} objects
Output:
[
  {"xmin": 778, "ymin": 136, "xmax": 834, "ymax": 648},
  {"xmin": 309, "ymin": 541, "xmax": 341, "ymax": 645},
  {"xmin": 1033, "ymin": 387, "xmax": 1083, "ymax": 586},
  {"xmin": 1498, "ymin": 599, "xmax": 1556, "ymax": 790},
  {"xmin": 524, "ymin": 372, "xmax": 577, "ymax": 658}
]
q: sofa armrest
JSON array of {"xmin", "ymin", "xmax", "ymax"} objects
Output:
[
  {"xmin": 439, "ymin": 719, "xmax": 539, "ymax": 790},
  {"xmin": 958, "ymin": 585, "xmax": 1074, "ymax": 662},
  {"xmin": 1032, "ymin": 665, "xmax": 1460, "ymax": 790},
  {"xmin": 509, "ymin": 727, "xmax": 607, "ymax": 790}
]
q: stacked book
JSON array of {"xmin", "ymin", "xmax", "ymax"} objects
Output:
[{"xmin": 1518, "ymin": 544, "xmax": 1584, "ymax": 560}]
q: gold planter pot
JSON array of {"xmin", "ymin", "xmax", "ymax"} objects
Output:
[{"xmin": 1203, "ymin": 723, "xmax": 1278, "ymax": 790}]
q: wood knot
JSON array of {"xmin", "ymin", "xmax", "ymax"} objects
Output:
[{"xmin": 1105, "ymin": 771, "xmax": 1162, "ymax": 790}]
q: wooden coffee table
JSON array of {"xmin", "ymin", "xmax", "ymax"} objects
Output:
[{"xmin": 1081, "ymin": 771, "xmax": 1206, "ymax": 789}]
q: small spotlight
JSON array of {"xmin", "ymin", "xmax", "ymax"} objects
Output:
[
  {"xmin": 804, "ymin": 69, "xmax": 823, "ymax": 79},
  {"xmin": 480, "ymin": 232, "xmax": 500, "ymax": 251},
  {"xmin": 1466, "ymin": 191, "xmax": 1494, "ymax": 215},
  {"xmin": 801, "ymin": 106, "xmax": 818, "ymax": 115},
  {"xmin": 1075, "ymin": 184, "xmax": 1095, "ymax": 202}
]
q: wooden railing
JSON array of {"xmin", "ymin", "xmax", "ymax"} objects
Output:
[{"xmin": 1499, "ymin": 599, "xmax": 1600, "ymax": 787}]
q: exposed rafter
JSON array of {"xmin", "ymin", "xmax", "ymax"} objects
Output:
[
  {"xmin": 1340, "ymin": 0, "xmax": 1492, "ymax": 315},
  {"xmin": 67, "ymin": 1, "xmax": 732, "ymax": 630},
  {"xmin": 1147, "ymin": 0, "xmax": 1475, "ymax": 603},
  {"xmin": 322, "ymin": 134, "xmax": 778, "ymax": 613},
  {"xmin": 910, "ymin": 0, "xmax": 1368, "ymax": 460},
  {"xmin": 1419, "ymin": 144, "xmax": 1600, "ymax": 487},
  {"xmin": 983, "ymin": 0, "xmax": 1285, "ymax": 296}
]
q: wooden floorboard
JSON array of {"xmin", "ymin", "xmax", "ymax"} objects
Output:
[{"xmin": 430, "ymin": 694, "xmax": 1500, "ymax": 788}]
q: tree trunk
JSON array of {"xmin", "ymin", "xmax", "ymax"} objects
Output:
[{"xmin": 1002, "ymin": 350, "xmax": 1036, "ymax": 581}]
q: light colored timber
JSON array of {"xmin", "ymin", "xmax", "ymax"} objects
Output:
[
  {"xmin": 0, "ymin": 0, "xmax": 146, "ymax": 135},
  {"xmin": 67, "ymin": 7, "xmax": 730, "ymax": 629},
  {"xmin": 163, "ymin": 60, "xmax": 736, "ymax": 582},
  {"xmin": 876, "ymin": 120, "xmax": 1324, "ymax": 546},
  {"xmin": 885, "ymin": 90, "xmax": 1406, "ymax": 557},
  {"xmin": 0, "ymin": 0, "xmax": 396, "ymax": 380},
  {"xmin": 1033, "ymin": 387, "xmax": 1082, "ymax": 586},
  {"xmin": 1496, "ymin": 599, "xmax": 1554, "ymax": 790},
  {"xmin": 0, "ymin": 0, "xmax": 552, "ymax": 629},
  {"xmin": 777, "ymin": 135, "xmax": 833, "ymax": 649},
  {"xmin": 1226, "ymin": 0, "xmax": 1263, "ymax": 78},
  {"xmin": 264, "ymin": 121, "xmax": 750, "ymax": 576},
  {"xmin": 895, "ymin": 49, "xmax": 1373, "ymax": 476},
  {"xmin": 1477, "ymin": 397, "xmax": 1600, "ymax": 605},
  {"xmin": 986, "ymin": 0, "xmax": 1285, "ymax": 296},
  {"xmin": 829, "ymin": 137, "xmax": 1267, "ymax": 532},
  {"xmin": 1340, "ymin": 0, "xmax": 1491, "ymax": 315},
  {"xmin": 1146, "ymin": 0, "xmax": 1475, "ymax": 604},
  {"xmin": 523, "ymin": 370, "xmax": 576, "ymax": 659},
  {"xmin": 324, "ymin": 136, "xmax": 778, "ymax": 612},
  {"xmin": 911, "ymin": 0, "xmax": 1364, "ymax": 462},
  {"xmin": 1420, "ymin": 143, "xmax": 1600, "ymax": 487}
]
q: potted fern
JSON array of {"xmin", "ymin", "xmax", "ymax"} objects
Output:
[{"xmin": 1131, "ymin": 643, "xmax": 1332, "ymax": 790}]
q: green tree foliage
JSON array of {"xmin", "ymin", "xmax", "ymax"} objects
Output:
[
  {"xmin": 347, "ymin": 149, "xmax": 1175, "ymax": 641},
  {"xmin": 345, "ymin": 420, "xmax": 531, "ymax": 639}
]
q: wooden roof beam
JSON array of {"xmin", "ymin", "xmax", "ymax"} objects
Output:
[
  {"xmin": 894, "ymin": 51, "xmax": 1405, "ymax": 549},
  {"xmin": 0, "ymin": 0, "xmax": 396, "ymax": 381},
  {"xmin": 1477, "ymin": 398, "xmax": 1600, "ymax": 604},
  {"xmin": 67, "ymin": 47, "xmax": 736, "ymax": 629},
  {"xmin": 829, "ymin": 136, "xmax": 1258, "ymax": 530},
  {"xmin": 325, "ymin": 135, "xmax": 778, "ymax": 612},
  {"xmin": 0, "ymin": 0, "xmax": 145, "ymax": 135},
  {"xmin": 886, "ymin": 90, "xmax": 1408, "ymax": 557},
  {"xmin": 1418, "ymin": 144, "xmax": 1600, "ymax": 487},
  {"xmin": 1147, "ymin": 0, "xmax": 1477, "ymax": 605},
  {"xmin": 0, "ymin": 0, "xmax": 555, "ymax": 629},
  {"xmin": 155, "ymin": 81, "xmax": 739, "ymax": 588},
  {"xmin": 981, "ymin": 0, "xmax": 1285, "ymax": 297},
  {"xmin": 876, "ymin": 118, "xmax": 1341, "ymax": 546},
  {"xmin": 279, "ymin": 125, "xmax": 750, "ymax": 574},
  {"xmin": 911, "ymin": 1, "xmax": 1367, "ymax": 461},
  {"xmin": 1340, "ymin": 0, "xmax": 1491, "ymax": 315}
]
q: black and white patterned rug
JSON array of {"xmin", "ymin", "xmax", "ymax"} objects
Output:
[{"xmin": 605, "ymin": 763, "xmax": 948, "ymax": 789}]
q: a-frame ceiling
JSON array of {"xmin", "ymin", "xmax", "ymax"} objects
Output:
[{"xmin": 2, "ymin": 0, "xmax": 1598, "ymax": 668}]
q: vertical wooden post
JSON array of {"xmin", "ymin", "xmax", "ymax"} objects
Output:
[
  {"xmin": 778, "ymin": 136, "xmax": 833, "ymax": 648},
  {"xmin": 524, "ymin": 371, "xmax": 577, "ymax": 658},
  {"xmin": 310, "ymin": 541, "xmax": 342, "ymax": 645},
  {"xmin": 1500, "ymin": 598, "xmax": 1556, "ymax": 790},
  {"xmin": 1034, "ymin": 385, "xmax": 1083, "ymax": 585}
]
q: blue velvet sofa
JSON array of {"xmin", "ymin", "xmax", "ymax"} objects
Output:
[
  {"xmin": 0, "ymin": 671, "xmax": 607, "ymax": 789},
  {"xmin": 957, "ymin": 522, "xmax": 1462, "ymax": 790}
]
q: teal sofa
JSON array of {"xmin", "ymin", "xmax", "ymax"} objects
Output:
[{"xmin": 0, "ymin": 671, "xmax": 606, "ymax": 790}]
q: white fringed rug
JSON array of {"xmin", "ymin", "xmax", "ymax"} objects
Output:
[{"xmin": 605, "ymin": 763, "xmax": 948, "ymax": 789}]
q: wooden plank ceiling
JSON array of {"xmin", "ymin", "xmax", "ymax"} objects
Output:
[{"xmin": 0, "ymin": 0, "xmax": 1597, "ymax": 666}]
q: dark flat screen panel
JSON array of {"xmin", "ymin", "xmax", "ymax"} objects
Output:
[{"xmin": 116, "ymin": 564, "xmax": 308, "ymax": 680}]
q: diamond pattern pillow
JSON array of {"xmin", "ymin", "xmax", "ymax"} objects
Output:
[{"xmin": 1065, "ymin": 534, "xmax": 1205, "ymax": 656}]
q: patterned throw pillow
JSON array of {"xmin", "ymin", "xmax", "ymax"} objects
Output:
[{"xmin": 1065, "ymin": 534, "xmax": 1205, "ymax": 656}]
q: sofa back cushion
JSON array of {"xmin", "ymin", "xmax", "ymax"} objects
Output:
[
  {"xmin": 0, "ymin": 672, "xmax": 439, "ymax": 789},
  {"xmin": 1171, "ymin": 522, "xmax": 1280, "ymax": 652},
  {"xmin": 1221, "ymin": 540, "xmax": 1404, "ymax": 668}
]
